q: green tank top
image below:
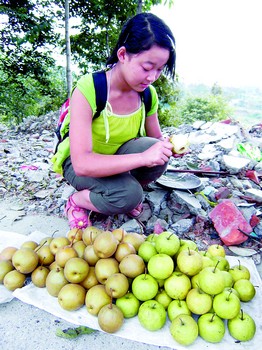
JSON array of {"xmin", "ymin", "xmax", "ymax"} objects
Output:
[{"xmin": 51, "ymin": 73, "xmax": 158, "ymax": 175}]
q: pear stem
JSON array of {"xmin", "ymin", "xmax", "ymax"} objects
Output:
[
  {"xmin": 240, "ymin": 309, "xmax": 244, "ymax": 320},
  {"xmin": 213, "ymin": 260, "xmax": 220, "ymax": 273},
  {"xmin": 35, "ymin": 240, "xmax": 47, "ymax": 252},
  {"xmin": 210, "ymin": 313, "xmax": 216, "ymax": 322},
  {"xmin": 179, "ymin": 317, "xmax": 185, "ymax": 326},
  {"xmin": 226, "ymin": 289, "xmax": 233, "ymax": 301}
]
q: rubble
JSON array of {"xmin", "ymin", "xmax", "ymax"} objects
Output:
[{"xmin": 0, "ymin": 112, "xmax": 261, "ymax": 261}]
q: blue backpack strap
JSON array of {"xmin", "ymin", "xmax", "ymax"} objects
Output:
[
  {"xmin": 140, "ymin": 86, "xmax": 152, "ymax": 115},
  {"xmin": 93, "ymin": 70, "xmax": 107, "ymax": 119}
]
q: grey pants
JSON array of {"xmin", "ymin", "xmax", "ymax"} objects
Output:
[{"xmin": 63, "ymin": 137, "xmax": 168, "ymax": 215}]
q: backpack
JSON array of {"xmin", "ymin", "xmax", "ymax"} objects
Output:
[{"xmin": 53, "ymin": 70, "xmax": 152, "ymax": 153}]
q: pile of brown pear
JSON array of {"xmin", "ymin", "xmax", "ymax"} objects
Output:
[{"xmin": 0, "ymin": 227, "xmax": 146, "ymax": 333}]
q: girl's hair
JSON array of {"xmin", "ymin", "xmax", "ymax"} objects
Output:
[{"xmin": 106, "ymin": 13, "xmax": 176, "ymax": 79}]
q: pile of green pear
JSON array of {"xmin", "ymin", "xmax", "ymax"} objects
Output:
[{"xmin": 0, "ymin": 227, "xmax": 258, "ymax": 345}]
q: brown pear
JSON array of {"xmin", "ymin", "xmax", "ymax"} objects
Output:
[
  {"xmin": 80, "ymin": 266, "xmax": 99, "ymax": 290},
  {"xmin": 114, "ymin": 242, "xmax": 136, "ymax": 262},
  {"xmin": 3, "ymin": 270, "xmax": 26, "ymax": 291},
  {"xmin": 21, "ymin": 240, "xmax": 38, "ymax": 250},
  {"xmin": 35, "ymin": 245, "xmax": 55, "ymax": 266},
  {"xmin": 39, "ymin": 236, "xmax": 53, "ymax": 246},
  {"xmin": 55, "ymin": 245, "xmax": 78, "ymax": 268},
  {"xmin": 67, "ymin": 228, "xmax": 83, "ymax": 243},
  {"xmin": 93, "ymin": 231, "xmax": 119, "ymax": 258},
  {"xmin": 31, "ymin": 266, "xmax": 49, "ymax": 288},
  {"xmin": 0, "ymin": 260, "xmax": 14, "ymax": 283},
  {"xmin": 0, "ymin": 246, "xmax": 18, "ymax": 261},
  {"xmin": 122, "ymin": 232, "xmax": 145, "ymax": 251},
  {"xmin": 58, "ymin": 283, "xmax": 86, "ymax": 311},
  {"xmin": 45, "ymin": 267, "xmax": 68, "ymax": 297},
  {"xmin": 49, "ymin": 261, "xmax": 60, "ymax": 271},
  {"xmin": 98, "ymin": 303, "xmax": 124, "ymax": 333},
  {"xmin": 105, "ymin": 273, "xmax": 129, "ymax": 298},
  {"xmin": 73, "ymin": 240, "xmax": 86, "ymax": 258},
  {"xmin": 85, "ymin": 284, "xmax": 111, "ymax": 315},
  {"xmin": 95, "ymin": 257, "xmax": 119, "ymax": 284},
  {"xmin": 12, "ymin": 248, "xmax": 39, "ymax": 274},
  {"xmin": 83, "ymin": 245, "xmax": 100, "ymax": 266},
  {"xmin": 82, "ymin": 226, "xmax": 102, "ymax": 245},
  {"xmin": 111, "ymin": 228, "xmax": 126, "ymax": 242},
  {"xmin": 119, "ymin": 253, "xmax": 145, "ymax": 278},
  {"xmin": 49, "ymin": 236, "xmax": 70, "ymax": 255}
]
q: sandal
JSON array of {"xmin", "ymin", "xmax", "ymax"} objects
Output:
[
  {"xmin": 128, "ymin": 202, "xmax": 144, "ymax": 219},
  {"xmin": 127, "ymin": 203, "xmax": 146, "ymax": 233},
  {"xmin": 65, "ymin": 194, "xmax": 92, "ymax": 229}
]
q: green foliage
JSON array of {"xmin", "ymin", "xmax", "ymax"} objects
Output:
[
  {"xmin": 0, "ymin": 63, "xmax": 67, "ymax": 125},
  {"xmin": 173, "ymin": 94, "xmax": 233, "ymax": 126},
  {"xmin": 154, "ymin": 75, "xmax": 180, "ymax": 127}
]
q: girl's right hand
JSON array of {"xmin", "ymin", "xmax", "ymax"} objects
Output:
[{"xmin": 142, "ymin": 139, "xmax": 173, "ymax": 167}]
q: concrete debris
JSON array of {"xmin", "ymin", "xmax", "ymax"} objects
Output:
[{"xmin": 0, "ymin": 113, "xmax": 261, "ymax": 259}]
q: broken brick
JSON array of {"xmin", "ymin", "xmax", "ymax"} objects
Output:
[{"xmin": 209, "ymin": 199, "xmax": 251, "ymax": 246}]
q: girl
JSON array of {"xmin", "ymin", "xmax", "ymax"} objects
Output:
[{"xmin": 53, "ymin": 12, "xmax": 176, "ymax": 229}]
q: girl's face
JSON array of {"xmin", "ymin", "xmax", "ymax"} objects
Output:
[{"xmin": 118, "ymin": 45, "xmax": 169, "ymax": 92}]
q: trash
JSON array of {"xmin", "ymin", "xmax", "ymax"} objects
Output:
[
  {"xmin": 228, "ymin": 246, "xmax": 258, "ymax": 257},
  {"xmin": 237, "ymin": 142, "xmax": 262, "ymax": 162},
  {"xmin": 56, "ymin": 326, "xmax": 96, "ymax": 339},
  {"xmin": 209, "ymin": 199, "xmax": 252, "ymax": 246},
  {"xmin": 20, "ymin": 165, "xmax": 39, "ymax": 171},
  {"xmin": 245, "ymin": 170, "xmax": 260, "ymax": 185}
]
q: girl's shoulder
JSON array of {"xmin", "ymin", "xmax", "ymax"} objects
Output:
[
  {"xmin": 147, "ymin": 85, "xmax": 158, "ymax": 116},
  {"xmin": 76, "ymin": 73, "xmax": 97, "ymax": 112}
]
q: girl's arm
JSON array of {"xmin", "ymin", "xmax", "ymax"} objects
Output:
[{"xmin": 145, "ymin": 113, "xmax": 166, "ymax": 140}]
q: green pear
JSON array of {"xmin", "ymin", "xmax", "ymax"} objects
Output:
[
  {"xmin": 233, "ymin": 279, "xmax": 256, "ymax": 302},
  {"xmin": 12, "ymin": 248, "xmax": 39, "ymax": 274},
  {"xmin": 170, "ymin": 314, "xmax": 198, "ymax": 346},
  {"xmin": 228, "ymin": 310, "xmax": 256, "ymax": 341}
]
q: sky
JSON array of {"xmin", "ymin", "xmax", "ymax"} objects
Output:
[{"xmin": 152, "ymin": 0, "xmax": 262, "ymax": 89}]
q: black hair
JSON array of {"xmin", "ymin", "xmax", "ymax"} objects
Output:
[{"xmin": 106, "ymin": 13, "xmax": 176, "ymax": 79}]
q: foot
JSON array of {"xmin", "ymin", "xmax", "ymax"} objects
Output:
[
  {"xmin": 65, "ymin": 194, "xmax": 92, "ymax": 229},
  {"xmin": 128, "ymin": 202, "xmax": 144, "ymax": 219}
]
